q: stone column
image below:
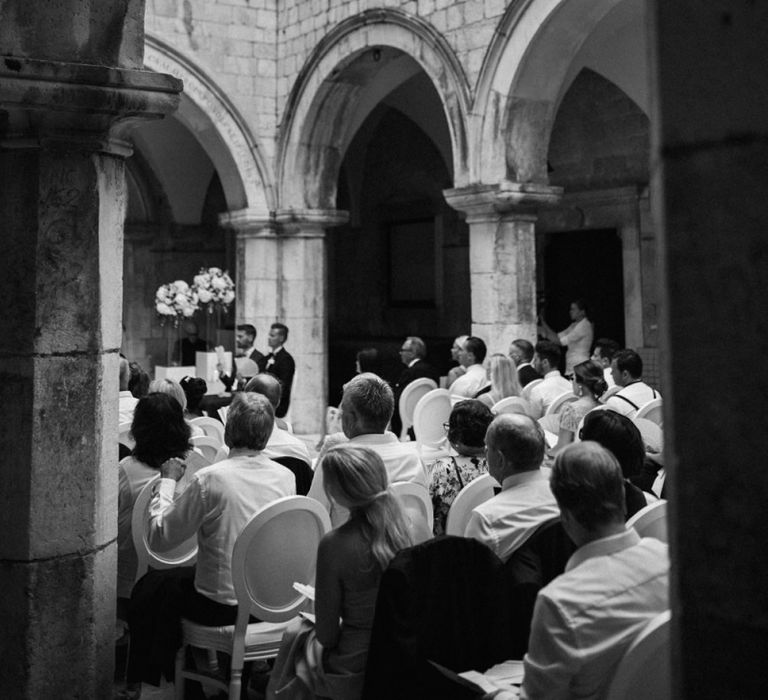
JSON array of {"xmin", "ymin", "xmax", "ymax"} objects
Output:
[
  {"xmin": 224, "ymin": 208, "xmax": 347, "ymax": 434},
  {"xmin": 651, "ymin": 3, "xmax": 768, "ymax": 697},
  {"xmin": 445, "ymin": 182, "xmax": 562, "ymax": 354},
  {"xmin": 0, "ymin": 61, "xmax": 180, "ymax": 698}
]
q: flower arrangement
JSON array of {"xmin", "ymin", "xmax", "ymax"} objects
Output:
[
  {"xmin": 192, "ymin": 267, "xmax": 235, "ymax": 313},
  {"xmin": 154, "ymin": 280, "xmax": 200, "ymax": 324}
]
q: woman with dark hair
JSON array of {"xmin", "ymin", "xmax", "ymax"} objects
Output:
[
  {"xmin": 579, "ymin": 409, "xmax": 655, "ymax": 518},
  {"xmin": 128, "ymin": 361, "xmax": 150, "ymax": 399},
  {"xmin": 270, "ymin": 444, "xmax": 413, "ymax": 700},
  {"xmin": 427, "ymin": 399, "xmax": 494, "ymax": 535},
  {"xmin": 355, "ymin": 347, "xmax": 380, "ymax": 375},
  {"xmin": 117, "ymin": 393, "xmax": 192, "ymax": 604},
  {"xmin": 549, "ymin": 360, "xmax": 607, "ymax": 456},
  {"xmin": 179, "ymin": 375, "xmax": 208, "ymax": 417},
  {"xmin": 538, "ymin": 297, "xmax": 594, "ymax": 376}
]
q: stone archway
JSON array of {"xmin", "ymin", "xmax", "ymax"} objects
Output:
[{"xmin": 276, "ymin": 7, "xmax": 472, "ymax": 211}]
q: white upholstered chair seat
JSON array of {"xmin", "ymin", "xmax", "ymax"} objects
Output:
[{"xmin": 179, "ymin": 618, "xmax": 293, "ymax": 659}]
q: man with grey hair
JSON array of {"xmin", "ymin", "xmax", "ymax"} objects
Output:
[
  {"xmin": 519, "ymin": 442, "xmax": 669, "ymax": 699},
  {"xmin": 509, "ymin": 338, "xmax": 541, "ymax": 388},
  {"xmin": 465, "ymin": 414, "xmax": 560, "ymax": 561},
  {"xmin": 308, "ymin": 373, "xmax": 427, "ymax": 525},
  {"xmin": 392, "ymin": 335, "xmax": 440, "ymax": 437},
  {"xmin": 244, "ymin": 373, "xmax": 311, "ymax": 463},
  {"xmin": 125, "ymin": 392, "xmax": 295, "ymax": 687}
]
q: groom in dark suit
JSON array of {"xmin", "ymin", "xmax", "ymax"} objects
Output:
[
  {"xmin": 258, "ymin": 322, "xmax": 295, "ymax": 418},
  {"xmin": 391, "ymin": 336, "xmax": 440, "ymax": 438}
]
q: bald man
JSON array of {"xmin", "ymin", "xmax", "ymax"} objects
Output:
[
  {"xmin": 465, "ymin": 414, "xmax": 560, "ymax": 561},
  {"xmin": 243, "ymin": 374, "xmax": 310, "ymax": 463}
]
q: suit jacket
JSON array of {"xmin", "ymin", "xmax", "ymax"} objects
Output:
[
  {"xmin": 249, "ymin": 348, "xmax": 265, "ymax": 366},
  {"xmin": 258, "ymin": 348, "xmax": 295, "ymax": 418},
  {"xmin": 518, "ymin": 363, "xmax": 541, "ymax": 387},
  {"xmin": 392, "ymin": 359, "xmax": 440, "ymax": 437}
]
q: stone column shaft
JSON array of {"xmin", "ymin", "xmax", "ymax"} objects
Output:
[{"xmin": 445, "ymin": 182, "xmax": 562, "ymax": 354}]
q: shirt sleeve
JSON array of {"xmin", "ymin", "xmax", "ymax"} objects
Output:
[
  {"xmin": 520, "ymin": 594, "xmax": 580, "ymax": 699},
  {"xmin": 558, "ymin": 404, "xmax": 580, "ymax": 433},
  {"xmin": 558, "ymin": 320, "xmax": 587, "ymax": 346},
  {"xmin": 147, "ymin": 476, "xmax": 205, "ymax": 553},
  {"xmin": 464, "ymin": 510, "xmax": 498, "ymax": 556}
]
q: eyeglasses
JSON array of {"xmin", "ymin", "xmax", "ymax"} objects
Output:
[{"xmin": 443, "ymin": 422, "xmax": 450, "ymax": 432}]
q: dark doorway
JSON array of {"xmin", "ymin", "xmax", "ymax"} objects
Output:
[{"xmin": 538, "ymin": 229, "xmax": 625, "ymax": 347}]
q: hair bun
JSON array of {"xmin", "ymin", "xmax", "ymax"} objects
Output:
[{"xmin": 594, "ymin": 378, "xmax": 608, "ymax": 397}]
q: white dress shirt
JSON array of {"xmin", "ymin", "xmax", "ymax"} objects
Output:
[
  {"xmin": 465, "ymin": 468, "xmax": 560, "ymax": 561},
  {"xmin": 558, "ymin": 318, "xmax": 594, "ymax": 375},
  {"xmin": 119, "ymin": 390, "xmax": 139, "ymax": 425},
  {"xmin": 521, "ymin": 529, "xmax": 669, "ymax": 700},
  {"xmin": 307, "ymin": 432, "xmax": 427, "ymax": 527},
  {"xmin": 605, "ymin": 381, "xmax": 661, "ymax": 418},
  {"xmin": 147, "ymin": 450, "xmax": 295, "ymax": 605},
  {"xmin": 529, "ymin": 371, "xmax": 572, "ymax": 418},
  {"xmin": 449, "ymin": 363, "xmax": 487, "ymax": 398},
  {"xmin": 262, "ymin": 423, "xmax": 312, "ymax": 463}
]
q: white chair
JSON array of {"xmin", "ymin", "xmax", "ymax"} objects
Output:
[
  {"xmin": 626, "ymin": 500, "xmax": 668, "ymax": 542},
  {"xmin": 544, "ymin": 391, "xmax": 578, "ymax": 417},
  {"xmin": 520, "ymin": 378, "xmax": 543, "ymax": 403},
  {"xmin": 217, "ymin": 406, "xmax": 229, "ymax": 424},
  {"xmin": 190, "ymin": 435, "xmax": 221, "ymax": 464},
  {"xmin": 390, "ymin": 481, "xmax": 434, "ymax": 544},
  {"xmin": 175, "ymin": 496, "xmax": 331, "ymax": 700},
  {"xmin": 635, "ymin": 397, "xmax": 663, "ymax": 427},
  {"xmin": 131, "ymin": 477, "xmax": 198, "ymax": 582},
  {"xmin": 605, "ymin": 610, "xmax": 671, "ymax": 700},
  {"xmin": 189, "ymin": 416, "xmax": 225, "ymax": 445},
  {"xmin": 444, "ymin": 473, "xmax": 498, "ymax": 536},
  {"xmin": 214, "ymin": 445, "xmax": 230, "ymax": 464},
  {"xmin": 398, "ymin": 378, "xmax": 438, "ymax": 439},
  {"xmin": 119, "ymin": 421, "xmax": 134, "ymax": 450},
  {"xmin": 412, "ymin": 388, "xmax": 452, "ymax": 453},
  {"xmin": 491, "ymin": 396, "xmax": 532, "ymax": 417}
]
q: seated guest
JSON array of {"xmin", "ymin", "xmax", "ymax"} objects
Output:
[
  {"xmin": 268, "ymin": 445, "xmax": 413, "ymax": 700},
  {"xmin": 579, "ymin": 410, "xmax": 658, "ymax": 517},
  {"xmin": 244, "ymin": 373, "xmax": 311, "ymax": 463},
  {"xmin": 119, "ymin": 358, "xmax": 139, "ymax": 425},
  {"xmin": 519, "ymin": 442, "xmax": 669, "ymax": 699},
  {"xmin": 117, "ymin": 393, "xmax": 192, "ymax": 605},
  {"xmin": 509, "ymin": 338, "xmax": 541, "ymax": 387},
  {"xmin": 548, "ymin": 360, "xmax": 607, "ymax": 456},
  {"xmin": 476, "ymin": 353, "xmax": 527, "ymax": 412},
  {"xmin": 446, "ymin": 334, "xmax": 469, "ymax": 387},
  {"xmin": 355, "ymin": 347, "xmax": 380, "ymax": 374},
  {"xmin": 179, "ymin": 376, "xmax": 207, "ymax": 417},
  {"xmin": 125, "ymin": 393, "xmax": 295, "ymax": 694},
  {"xmin": 465, "ymin": 414, "xmax": 560, "ymax": 560},
  {"xmin": 392, "ymin": 336, "xmax": 440, "ymax": 437},
  {"xmin": 450, "ymin": 336, "xmax": 488, "ymax": 398},
  {"xmin": 605, "ymin": 349, "xmax": 662, "ymax": 418},
  {"xmin": 428, "ymin": 400, "xmax": 493, "ymax": 536},
  {"xmin": 148, "ymin": 378, "xmax": 204, "ymax": 435},
  {"xmin": 128, "ymin": 361, "xmax": 150, "ymax": 399},
  {"xmin": 528, "ymin": 341, "xmax": 571, "ymax": 418},
  {"xmin": 308, "ymin": 373, "xmax": 426, "ymax": 526},
  {"xmin": 590, "ymin": 337, "xmax": 620, "ymax": 389}
]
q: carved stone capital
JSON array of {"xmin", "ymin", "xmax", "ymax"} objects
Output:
[{"xmin": 444, "ymin": 181, "xmax": 563, "ymax": 223}]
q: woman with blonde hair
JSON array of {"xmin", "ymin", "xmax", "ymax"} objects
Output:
[
  {"xmin": 476, "ymin": 353, "xmax": 524, "ymax": 408},
  {"xmin": 269, "ymin": 444, "xmax": 413, "ymax": 700}
]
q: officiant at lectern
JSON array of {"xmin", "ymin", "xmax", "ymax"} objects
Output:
[{"xmin": 172, "ymin": 320, "xmax": 209, "ymax": 366}]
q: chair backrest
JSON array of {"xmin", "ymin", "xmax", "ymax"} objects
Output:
[
  {"xmin": 635, "ymin": 397, "xmax": 663, "ymax": 426},
  {"xmin": 444, "ymin": 473, "xmax": 498, "ymax": 536},
  {"xmin": 412, "ymin": 388, "xmax": 452, "ymax": 450},
  {"xmin": 601, "ymin": 384, "xmax": 622, "ymax": 402},
  {"xmin": 544, "ymin": 391, "xmax": 578, "ymax": 417},
  {"xmin": 189, "ymin": 416, "xmax": 225, "ymax": 445},
  {"xmin": 118, "ymin": 422, "xmax": 134, "ymax": 450},
  {"xmin": 605, "ymin": 610, "xmax": 671, "ymax": 700},
  {"xmin": 273, "ymin": 456, "xmax": 314, "ymax": 496},
  {"xmin": 491, "ymin": 396, "xmax": 532, "ymax": 417},
  {"xmin": 626, "ymin": 500, "xmax": 668, "ymax": 542},
  {"xmin": 399, "ymin": 378, "xmax": 438, "ymax": 439},
  {"xmin": 131, "ymin": 476, "xmax": 198, "ymax": 581},
  {"xmin": 520, "ymin": 378, "xmax": 543, "ymax": 403},
  {"xmin": 190, "ymin": 435, "xmax": 221, "ymax": 463},
  {"xmin": 231, "ymin": 496, "xmax": 331, "ymax": 623},
  {"xmin": 390, "ymin": 481, "xmax": 434, "ymax": 544},
  {"xmin": 217, "ymin": 405, "xmax": 229, "ymax": 424}
]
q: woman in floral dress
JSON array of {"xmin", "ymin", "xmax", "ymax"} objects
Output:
[{"xmin": 428, "ymin": 400, "xmax": 494, "ymax": 536}]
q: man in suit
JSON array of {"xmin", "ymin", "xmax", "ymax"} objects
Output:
[
  {"xmin": 235, "ymin": 323, "xmax": 264, "ymax": 365},
  {"xmin": 258, "ymin": 322, "xmax": 295, "ymax": 418},
  {"xmin": 173, "ymin": 320, "xmax": 209, "ymax": 366},
  {"xmin": 509, "ymin": 338, "xmax": 541, "ymax": 387},
  {"xmin": 391, "ymin": 336, "xmax": 440, "ymax": 437}
]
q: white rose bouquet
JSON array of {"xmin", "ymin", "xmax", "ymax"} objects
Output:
[
  {"xmin": 192, "ymin": 267, "xmax": 235, "ymax": 313},
  {"xmin": 155, "ymin": 280, "xmax": 200, "ymax": 323}
]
